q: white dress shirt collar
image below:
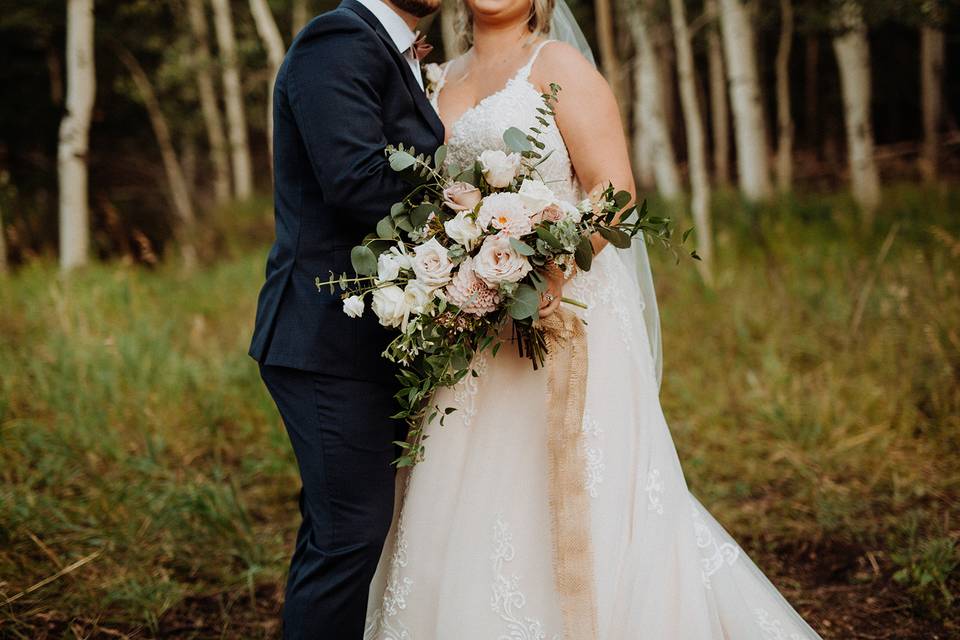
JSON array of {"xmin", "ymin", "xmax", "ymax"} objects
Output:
[{"xmin": 356, "ymin": 0, "xmax": 417, "ymax": 55}]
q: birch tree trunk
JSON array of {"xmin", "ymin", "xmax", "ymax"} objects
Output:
[
  {"xmin": 595, "ymin": 0, "xmax": 627, "ymax": 121},
  {"xmin": 249, "ymin": 0, "xmax": 286, "ymax": 161},
  {"xmin": 441, "ymin": 0, "xmax": 464, "ymax": 59},
  {"xmin": 628, "ymin": 6, "xmax": 680, "ymax": 199},
  {"xmin": 292, "ymin": 0, "xmax": 310, "ymax": 39},
  {"xmin": 211, "ymin": 0, "xmax": 254, "ymax": 199},
  {"xmin": 832, "ymin": 1, "xmax": 880, "ymax": 222},
  {"xmin": 632, "ymin": 74, "xmax": 655, "ymax": 189},
  {"xmin": 920, "ymin": 24, "xmax": 944, "ymax": 183},
  {"xmin": 775, "ymin": 0, "xmax": 794, "ymax": 192},
  {"xmin": 187, "ymin": 0, "xmax": 231, "ymax": 204},
  {"xmin": 58, "ymin": 0, "xmax": 96, "ymax": 271},
  {"xmin": 804, "ymin": 35, "xmax": 819, "ymax": 157},
  {"xmin": 705, "ymin": 0, "xmax": 729, "ymax": 187},
  {"xmin": 0, "ymin": 202, "xmax": 7, "ymax": 275},
  {"xmin": 117, "ymin": 46, "xmax": 197, "ymax": 266},
  {"xmin": 718, "ymin": 0, "xmax": 772, "ymax": 201},
  {"xmin": 668, "ymin": 0, "xmax": 712, "ymax": 282}
]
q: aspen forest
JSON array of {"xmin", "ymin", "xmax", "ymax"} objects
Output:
[{"xmin": 1, "ymin": 0, "xmax": 958, "ymax": 637}]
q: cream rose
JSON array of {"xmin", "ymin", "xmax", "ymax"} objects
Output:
[
  {"xmin": 442, "ymin": 181, "xmax": 482, "ymax": 212},
  {"xmin": 444, "ymin": 211, "xmax": 483, "ymax": 249},
  {"xmin": 479, "ymin": 149, "xmax": 521, "ymax": 188},
  {"xmin": 342, "ymin": 295, "xmax": 364, "ymax": 319},
  {"xmin": 518, "ymin": 178, "xmax": 558, "ymax": 212},
  {"xmin": 370, "ymin": 285, "xmax": 408, "ymax": 328},
  {"xmin": 403, "ymin": 279, "xmax": 433, "ymax": 315},
  {"xmin": 445, "ymin": 257, "xmax": 502, "ymax": 316},
  {"xmin": 476, "ymin": 192, "xmax": 534, "ymax": 237},
  {"xmin": 377, "ymin": 251, "xmax": 402, "ymax": 282},
  {"xmin": 473, "ymin": 234, "xmax": 533, "ymax": 287},
  {"xmin": 411, "ymin": 237, "xmax": 454, "ymax": 288}
]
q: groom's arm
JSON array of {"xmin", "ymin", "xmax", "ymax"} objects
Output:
[{"xmin": 285, "ymin": 17, "xmax": 409, "ymax": 228}]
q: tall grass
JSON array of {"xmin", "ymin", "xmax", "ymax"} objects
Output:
[{"xmin": 0, "ymin": 185, "xmax": 957, "ymax": 635}]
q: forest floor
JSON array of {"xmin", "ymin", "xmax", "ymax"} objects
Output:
[{"xmin": 1, "ymin": 185, "xmax": 958, "ymax": 639}]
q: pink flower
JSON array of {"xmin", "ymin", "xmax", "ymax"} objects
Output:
[
  {"xmin": 442, "ymin": 182, "xmax": 482, "ymax": 212},
  {"xmin": 473, "ymin": 234, "xmax": 533, "ymax": 286},
  {"xmin": 445, "ymin": 257, "xmax": 502, "ymax": 316},
  {"xmin": 531, "ymin": 203, "xmax": 564, "ymax": 224},
  {"xmin": 476, "ymin": 192, "xmax": 534, "ymax": 237}
]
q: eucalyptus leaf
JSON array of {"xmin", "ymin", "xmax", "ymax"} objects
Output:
[
  {"xmin": 389, "ymin": 150, "xmax": 416, "ymax": 172},
  {"xmin": 411, "ymin": 203, "xmax": 437, "ymax": 228},
  {"xmin": 434, "ymin": 145, "xmax": 447, "ymax": 168},
  {"xmin": 503, "ymin": 127, "xmax": 533, "ymax": 153},
  {"xmin": 390, "ymin": 202, "xmax": 406, "ymax": 219},
  {"xmin": 535, "ymin": 226, "xmax": 564, "ymax": 249},
  {"xmin": 376, "ymin": 216, "xmax": 396, "ymax": 239},
  {"xmin": 508, "ymin": 237, "xmax": 536, "ymax": 256},
  {"xmin": 508, "ymin": 284, "xmax": 541, "ymax": 320},
  {"xmin": 350, "ymin": 245, "xmax": 378, "ymax": 276}
]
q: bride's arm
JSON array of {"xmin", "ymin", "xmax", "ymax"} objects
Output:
[{"xmin": 531, "ymin": 42, "xmax": 636, "ymax": 256}]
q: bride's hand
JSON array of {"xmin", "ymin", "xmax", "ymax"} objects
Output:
[{"xmin": 538, "ymin": 262, "xmax": 569, "ymax": 318}]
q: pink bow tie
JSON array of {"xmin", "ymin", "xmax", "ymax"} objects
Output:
[{"xmin": 411, "ymin": 32, "xmax": 433, "ymax": 61}]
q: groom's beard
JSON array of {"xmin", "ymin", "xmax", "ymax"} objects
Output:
[{"xmin": 391, "ymin": 0, "xmax": 439, "ymax": 18}]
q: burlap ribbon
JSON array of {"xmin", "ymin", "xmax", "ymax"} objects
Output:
[{"xmin": 540, "ymin": 307, "xmax": 597, "ymax": 639}]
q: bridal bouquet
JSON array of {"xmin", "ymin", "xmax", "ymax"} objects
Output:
[{"xmin": 317, "ymin": 85, "xmax": 683, "ymax": 465}]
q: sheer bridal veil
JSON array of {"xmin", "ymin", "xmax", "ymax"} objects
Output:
[{"xmin": 548, "ymin": 1, "xmax": 664, "ymax": 387}]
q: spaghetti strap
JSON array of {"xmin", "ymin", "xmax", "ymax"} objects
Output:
[{"xmin": 516, "ymin": 39, "xmax": 555, "ymax": 80}]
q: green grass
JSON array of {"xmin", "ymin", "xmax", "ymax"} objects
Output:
[{"xmin": 0, "ymin": 185, "xmax": 958, "ymax": 635}]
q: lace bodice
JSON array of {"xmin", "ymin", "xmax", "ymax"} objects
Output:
[{"xmin": 431, "ymin": 40, "xmax": 581, "ymax": 204}]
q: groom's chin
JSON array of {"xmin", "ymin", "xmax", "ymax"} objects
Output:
[{"xmin": 392, "ymin": 0, "xmax": 441, "ymax": 18}]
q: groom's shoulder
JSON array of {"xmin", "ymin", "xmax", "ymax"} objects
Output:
[{"xmin": 288, "ymin": 6, "xmax": 383, "ymax": 67}]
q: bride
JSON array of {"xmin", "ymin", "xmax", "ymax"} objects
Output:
[{"xmin": 366, "ymin": 0, "xmax": 823, "ymax": 637}]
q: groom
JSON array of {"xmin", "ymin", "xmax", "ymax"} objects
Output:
[{"xmin": 249, "ymin": 0, "xmax": 443, "ymax": 636}]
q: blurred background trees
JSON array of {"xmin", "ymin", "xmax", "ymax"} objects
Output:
[{"xmin": 0, "ymin": 0, "xmax": 956, "ymax": 273}]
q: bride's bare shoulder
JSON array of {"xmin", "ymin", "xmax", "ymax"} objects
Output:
[{"xmin": 530, "ymin": 41, "xmax": 610, "ymax": 99}]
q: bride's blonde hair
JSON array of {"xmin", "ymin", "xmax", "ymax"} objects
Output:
[{"xmin": 455, "ymin": 0, "xmax": 555, "ymax": 48}]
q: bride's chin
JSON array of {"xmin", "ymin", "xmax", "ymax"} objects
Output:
[{"xmin": 466, "ymin": 0, "xmax": 531, "ymax": 27}]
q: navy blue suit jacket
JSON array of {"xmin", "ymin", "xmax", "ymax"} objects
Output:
[{"xmin": 249, "ymin": 0, "xmax": 444, "ymax": 384}]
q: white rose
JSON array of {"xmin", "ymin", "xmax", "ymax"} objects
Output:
[
  {"xmin": 443, "ymin": 211, "xmax": 483, "ymax": 249},
  {"xmin": 476, "ymin": 192, "xmax": 534, "ymax": 237},
  {"xmin": 411, "ymin": 237, "xmax": 454, "ymax": 288},
  {"xmin": 370, "ymin": 285, "xmax": 408, "ymax": 328},
  {"xmin": 377, "ymin": 252, "xmax": 402, "ymax": 282},
  {"xmin": 560, "ymin": 201, "xmax": 582, "ymax": 223},
  {"xmin": 403, "ymin": 280, "xmax": 433, "ymax": 315},
  {"xmin": 342, "ymin": 295, "xmax": 365, "ymax": 319},
  {"xmin": 518, "ymin": 178, "xmax": 558, "ymax": 212},
  {"xmin": 423, "ymin": 62, "xmax": 443, "ymax": 86},
  {"xmin": 479, "ymin": 149, "xmax": 521, "ymax": 188},
  {"xmin": 473, "ymin": 234, "xmax": 533, "ymax": 287}
]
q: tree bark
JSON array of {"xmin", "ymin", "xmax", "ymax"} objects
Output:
[
  {"xmin": 595, "ymin": 0, "xmax": 628, "ymax": 121},
  {"xmin": 705, "ymin": 0, "xmax": 729, "ymax": 187},
  {"xmin": 58, "ymin": 0, "xmax": 96, "ymax": 271},
  {"xmin": 211, "ymin": 0, "xmax": 254, "ymax": 199},
  {"xmin": 775, "ymin": 0, "xmax": 794, "ymax": 192},
  {"xmin": 920, "ymin": 24, "xmax": 944, "ymax": 183},
  {"xmin": 832, "ymin": 1, "xmax": 880, "ymax": 222},
  {"xmin": 249, "ymin": 0, "xmax": 286, "ymax": 162},
  {"xmin": 186, "ymin": 0, "xmax": 231, "ymax": 204},
  {"xmin": 117, "ymin": 46, "xmax": 197, "ymax": 266},
  {"xmin": 292, "ymin": 0, "xmax": 310, "ymax": 40},
  {"xmin": 718, "ymin": 0, "xmax": 772, "ymax": 201},
  {"xmin": 0, "ymin": 201, "xmax": 7, "ymax": 275},
  {"xmin": 804, "ymin": 34, "xmax": 819, "ymax": 157},
  {"xmin": 669, "ymin": 0, "xmax": 713, "ymax": 282},
  {"xmin": 441, "ymin": 0, "xmax": 464, "ymax": 59},
  {"xmin": 628, "ymin": 6, "xmax": 681, "ymax": 199}
]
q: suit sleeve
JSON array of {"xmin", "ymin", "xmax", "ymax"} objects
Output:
[{"xmin": 285, "ymin": 20, "xmax": 410, "ymax": 228}]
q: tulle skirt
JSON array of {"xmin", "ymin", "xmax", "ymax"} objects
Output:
[{"xmin": 365, "ymin": 249, "xmax": 822, "ymax": 639}]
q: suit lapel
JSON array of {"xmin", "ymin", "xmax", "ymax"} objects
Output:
[{"xmin": 341, "ymin": 0, "xmax": 445, "ymax": 142}]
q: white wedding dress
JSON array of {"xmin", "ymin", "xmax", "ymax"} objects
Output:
[{"xmin": 365, "ymin": 41, "xmax": 822, "ymax": 640}]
